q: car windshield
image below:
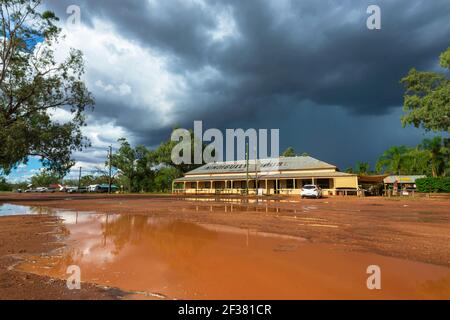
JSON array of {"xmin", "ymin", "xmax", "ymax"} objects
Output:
[{"xmin": 303, "ymin": 185, "xmax": 317, "ymax": 190}]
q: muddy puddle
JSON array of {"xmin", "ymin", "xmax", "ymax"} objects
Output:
[
  {"xmin": 0, "ymin": 203, "xmax": 50, "ymax": 216},
  {"xmin": 12, "ymin": 207, "xmax": 450, "ymax": 300},
  {"xmin": 177, "ymin": 198, "xmax": 320, "ymax": 214}
]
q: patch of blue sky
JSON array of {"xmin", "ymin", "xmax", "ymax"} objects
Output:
[
  {"xmin": 3, "ymin": 22, "xmax": 45, "ymax": 51},
  {"xmin": 2, "ymin": 157, "xmax": 43, "ymax": 183},
  {"xmin": 25, "ymin": 34, "xmax": 44, "ymax": 50}
]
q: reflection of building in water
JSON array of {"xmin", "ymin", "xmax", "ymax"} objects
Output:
[{"xmin": 173, "ymin": 156, "xmax": 358, "ymax": 196}]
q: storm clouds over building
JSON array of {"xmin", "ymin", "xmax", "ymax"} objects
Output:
[{"xmin": 46, "ymin": 0, "xmax": 450, "ymax": 170}]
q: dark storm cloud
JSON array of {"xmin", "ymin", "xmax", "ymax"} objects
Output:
[
  {"xmin": 45, "ymin": 0, "xmax": 450, "ymax": 167},
  {"xmin": 49, "ymin": 0, "xmax": 449, "ymax": 111}
]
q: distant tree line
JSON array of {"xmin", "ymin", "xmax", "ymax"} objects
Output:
[
  {"xmin": 9, "ymin": 134, "xmax": 203, "ymax": 193},
  {"xmin": 107, "ymin": 133, "xmax": 205, "ymax": 193},
  {"xmin": 346, "ymin": 136, "xmax": 449, "ymax": 177}
]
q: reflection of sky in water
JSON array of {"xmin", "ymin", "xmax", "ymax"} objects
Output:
[
  {"xmin": 0, "ymin": 204, "xmax": 40, "ymax": 216},
  {"xmin": 57, "ymin": 212, "xmax": 123, "ymax": 264},
  {"xmin": 0, "ymin": 204, "xmax": 64, "ymax": 217},
  {"xmin": 56, "ymin": 211, "xmax": 112, "ymax": 225}
]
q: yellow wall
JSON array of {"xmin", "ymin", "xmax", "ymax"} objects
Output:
[
  {"xmin": 176, "ymin": 175, "xmax": 359, "ymax": 195},
  {"xmin": 333, "ymin": 176, "xmax": 358, "ymax": 189}
]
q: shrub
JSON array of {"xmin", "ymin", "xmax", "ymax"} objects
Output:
[
  {"xmin": 416, "ymin": 177, "xmax": 450, "ymax": 193},
  {"xmin": 0, "ymin": 178, "xmax": 12, "ymax": 192}
]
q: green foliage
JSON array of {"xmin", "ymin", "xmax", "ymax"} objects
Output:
[
  {"xmin": 281, "ymin": 148, "xmax": 310, "ymax": 157},
  {"xmin": 152, "ymin": 129, "xmax": 204, "ymax": 174},
  {"xmin": 0, "ymin": 0, "xmax": 94, "ymax": 176},
  {"xmin": 420, "ymin": 136, "xmax": 449, "ymax": 177},
  {"xmin": 110, "ymin": 138, "xmax": 144, "ymax": 192},
  {"xmin": 376, "ymin": 137, "xmax": 449, "ymax": 176},
  {"xmin": 376, "ymin": 146, "xmax": 412, "ymax": 175},
  {"xmin": 416, "ymin": 177, "xmax": 450, "ymax": 193},
  {"xmin": 401, "ymin": 147, "xmax": 430, "ymax": 175},
  {"xmin": 108, "ymin": 136, "xmax": 193, "ymax": 193},
  {"xmin": 282, "ymin": 147, "xmax": 296, "ymax": 157},
  {"xmin": 401, "ymin": 47, "xmax": 450, "ymax": 133},
  {"xmin": 354, "ymin": 162, "xmax": 371, "ymax": 174},
  {"xmin": 30, "ymin": 171, "xmax": 60, "ymax": 187},
  {"xmin": 345, "ymin": 162, "xmax": 375, "ymax": 175},
  {"xmin": 0, "ymin": 177, "xmax": 12, "ymax": 191},
  {"xmin": 110, "ymin": 138, "xmax": 167, "ymax": 193},
  {"xmin": 153, "ymin": 167, "xmax": 180, "ymax": 192},
  {"xmin": 344, "ymin": 167, "xmax": 354, "ymax": 174},
  {"xmin": 69, "ymin": 174, "xmax": 111, "ymax": 186},
  {"xmin": 440, "ymin": 48, "xmax": 450, "ymax": 70},
  {"xmin": 11, "ymin": 181, "xmax": 28, "ymax": 190}
]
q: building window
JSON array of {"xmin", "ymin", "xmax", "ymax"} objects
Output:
[
  {"xmin": 317, "ymin": 179, "xmax": 331, "ymax": 189},
  {"xmin": 301, "ymin": 179, "xmax": 312, "ymax": 186},
  {"xmin": 286, "ymin": 179, "xmax": 294, "ymax": 189}
]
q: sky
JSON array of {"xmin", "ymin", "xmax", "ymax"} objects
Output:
[{"xmin": 6, "ymin": 0, "xmax": 450, "ymax": 182}]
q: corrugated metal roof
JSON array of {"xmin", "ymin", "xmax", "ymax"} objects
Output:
[
  {"xmin": 185, "ymin": 156, "xmax": 336, "ymax": 175},
  {"xmin": 175, "ymin": 175, "xmax": 258, "ymax": 182},
  {"xmin": 383, "ymin": 175, "xmax": 426, "ymax": 184},
  {"xmin": 175, "ymin": 171, "xmax": 354, "ymax": 182}
]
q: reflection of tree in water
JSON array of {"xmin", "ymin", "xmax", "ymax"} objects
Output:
[
  {"xmin": 27, "ymin": 206, "xmax": 59, "ymax": 215},
  {"xmin": 22, "ymin": 214, "xmax": 219, "ymax": 278},
  {"xmin": 101, "ymin": 215, "xmax": 218, "ymax": 264}
]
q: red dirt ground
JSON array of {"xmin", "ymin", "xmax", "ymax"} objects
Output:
[
  {"xmin": 0, "ymin": 212, "xmax": 124, "ymax": 299},
  {"xmin": 0, "ymin": 193, "xmax": 449, "ymax": 299}
]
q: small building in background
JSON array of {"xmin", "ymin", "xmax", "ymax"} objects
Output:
[{"xmin": 383, "ymin": 175, "xmax": 426, "ymax": 195}]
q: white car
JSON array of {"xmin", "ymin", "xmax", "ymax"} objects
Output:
[
  {"xmin": 88, "ymin": 185, "xmax": 100, "ymax": 192},
  {"xmin": 300, "ymin": 185, "xmax": 322, "ymax": 199},
  {"xmin": 35, "ymin": 187, "xmax": 48, "ymax": 193},
  {"xmin": 66, "ymin": 187, "xmax": 78, "ymax": 193}
]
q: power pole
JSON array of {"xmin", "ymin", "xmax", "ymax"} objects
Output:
[
  {"xmin": 78, "ymin": 167, "xmax": 82, "ymax": 188},
  {"xmin": 255, "ymin": 160, "xmax": 258, "ymax": 195},
  {"xmin": 108, "ymin": 145, "xmax": 112, "ymax": 194},
  {"xmin": 254, "ymin": 146, "xmax": 259, "ymax": 193},
  {"xmin": 246, "ymin": 141, "xmax": 249, "ymax": 196}
]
